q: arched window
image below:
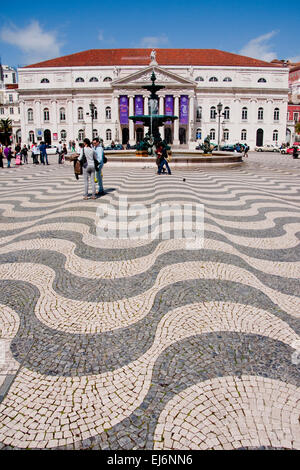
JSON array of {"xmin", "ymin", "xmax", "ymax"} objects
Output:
[
  {"xmin": 223, "ymin": 77, "xmax": 232, "ymax": 82},
  {"xmin": 29, "ymin": 131, "xmax": 34, "ymax": 142},
  {"xmin": 59, "ymin": 107, "xmax": 66, "ymax": 121},
  {"xmin": 274, "ymin": 108, "xmax": 279, "ymax": 120},
  {"xmin": 196, "ymin": 106, "xmax": 202, "ymax": 120},
  {"xmin": 223, "ymin": 106, "xmax": 230, "ymax": 120},
  {"xmin": 89, "ymin": 77, "xmax": 99, "ymax": 82},
  {"xmin": 106, "ymin": 129, "xmax": 112, "ymax": 140},
  {"xmin": 209, "ymin": 77, "xmax": 218, "ymax": 82},
  {"xmin": 241, "ymin": 129, "xmax": 247, "ymax": 141},
  {"xmin": 43, "ymin": 108, "xmax": 50, "ymax": 122},
  {"xmin": 78, "ymin": 129, "xmax": 84, "ymax": 141},
  {"xmin": 258, "ymin": 78, "xmax": 267, "ymax": 83},
  {"xmin": 92, "ymin": 129, "xmax": 98, "ymax": 139},
  {"xmin": 75, "ymin": 77, "xmax": 84, "ymax": 82},
  {"xmin": 105, "ymin": 106, "xmax": 111, "ymax": 120},
  {"xmin": 61, "ymin": 130, "xmax": 67, "ymax": 140},
  {"xmin": 41, "ymin": 78, "xmax": 49, "ymax": 83},
  {"xmin": 210, "ymin": 106, "xmax": 216, "ymax": 120},
  {"xmin": 27, "ymin": 108, "xmax": 33, "ymax": 122},
  {"xmin": 273, "ymin": 129, "xmax": 278, "ymax": 142},
  {"xmin": 78, "ymin": 107, "xmax": 84, "ymax": 120},
  {"xmin": 210, "ymin": 128, "xmax": 216, "ymax": 140},
  {"xmin": 258, "ymin": 107, "xmax": 264, "ymax": 120},
  {"xmin": 103, "ymin": 77, "xmax": 112, "ymax": 82},
  {"xmin": 195, "ymin": 76, "xmax": 204, "ymax": 82},
  {"xmin": 196, "ymin": 128, "xmax": 202, "ymax": 139},
  {"xmin": 223, "ymin": 129, "xmax": 229, "ymax": 141},
  {"xmin": 242, "ymin": 107, "xmax": 248, "ymax": 120}
]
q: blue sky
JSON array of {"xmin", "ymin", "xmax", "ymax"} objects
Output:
[{"xmin": 0, "ymin": 0, "xmax": 299, "ymax": 68}]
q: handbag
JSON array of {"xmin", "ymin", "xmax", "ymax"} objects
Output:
[
  {"xmin": 74, "ymin": 159, "xmax": 82, "ymax": 175},
  {"xmin": 103, "ymin": 155, "xmax": 107, "ymax": 164}
]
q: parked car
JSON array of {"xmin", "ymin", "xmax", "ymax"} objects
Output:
[
  {"xmin": 281, "ymin": 145, "xmax": 300, "ymax": 155},
  {"xmin": 254, "ymin": 144, "xmax": 280, "ymax": 152},
  {"xmin": 45, "ymin": 145, "xmax": 58, "ymax": 155}
]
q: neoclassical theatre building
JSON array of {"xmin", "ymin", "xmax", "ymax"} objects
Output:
[{"xmin": 17, "ymin": 48, "xmax": 289, "ymax": 149}]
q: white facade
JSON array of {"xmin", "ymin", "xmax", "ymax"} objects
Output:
[
  {"xmin": 17, "ymin": 59, "xmax": 289, "ymax": 149},
  {"xmin": 0, "ymin": 65, "xmax": 21, "ymax": 143}
]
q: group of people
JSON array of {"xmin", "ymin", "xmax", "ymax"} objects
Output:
[
  {"xmin": 76, "ymin": 137, "xmax": 106, "ymax": 199},
  {"xmin": 0, "ymin": 143, "xmax": 30, "ymax": 168}
]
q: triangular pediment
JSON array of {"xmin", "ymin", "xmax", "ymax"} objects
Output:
[{"xmin": 112, "ymin": 65, "xmax": 195, "ymax": 88}]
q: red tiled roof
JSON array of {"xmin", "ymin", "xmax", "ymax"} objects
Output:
[
  {"xmin": 290, "ymin": 63, "xmax": 300, "ymax": 73},
  {"xmin": 24, "ymin": 49, "xmax": 281, "ymax": 69},
  {"xmin": 5, "ymin": 84, "xmax": 18, "ymax": 89}
]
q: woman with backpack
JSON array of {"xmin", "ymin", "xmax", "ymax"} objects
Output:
[{"xmin": 78, "ymin": 138, "xmax": 98, "ymax": 199}]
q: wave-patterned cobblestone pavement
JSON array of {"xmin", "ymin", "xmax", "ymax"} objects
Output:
[{"xmin": 0, "ymin": 154, "xmax": 300, "ymax": 450}]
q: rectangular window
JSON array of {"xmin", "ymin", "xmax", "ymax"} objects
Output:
[
  {"xmin": 0, "ymin": 108, "xmax": 4, "ymax": 115},
  {"xmin": 9, "ymin": 94, "xmax": 13, "ymax": 103},
  {"xmin": 10, "ymin": 107, "xmax": 14, "ymax": 114},
  {"xmin": 294, "ymin": 112, "xmax": 299, "ymax": 122}
]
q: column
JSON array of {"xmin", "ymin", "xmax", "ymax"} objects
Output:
[
  {"xmin": 129, "ymin": 95, "xmax": 134, "ymax": 144},
  {"xmin": 35, "ymin": 100, "xmax": 41, "ymax": 128},
  {"xmin": 174, "ymin": 95, "xmax": 180, "ymax": 145},
  {"xmin": 67, "ymin": 100, "xmax": 74, "ymax": 141},
  {"xmin": 20, "ymin": 101, "xmax": 27, "ymax": 144},
  {"xmin": 51, "ymin": 100, "xmax": 58, "ymax": 140},
  {"xmin": 188, "ymin": 95, "xmax": 195, "ymax": 143},
  {"xmin": 113, "ymin": 95, "xmax": 120, "ymax": 141},
  {"xmin": 159, "ymin": 95, "xmax": 165, "ymax": 140}
]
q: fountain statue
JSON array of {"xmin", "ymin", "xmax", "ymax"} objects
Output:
[
  {"xmin": 129, "ymin": 70, "xmax": 178, "ymax": 156},
  {"xmin": 200, "ymin": 135, "xmax": 213, "ymax": 155}
]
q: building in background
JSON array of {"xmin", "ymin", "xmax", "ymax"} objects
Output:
[
  {"xmin": 0, "ymin": 63, "xmax": 21, "ymax": 144},
  {"xmin": 17, "ymin": 49, "xmax": 289, "ymax": 149}
]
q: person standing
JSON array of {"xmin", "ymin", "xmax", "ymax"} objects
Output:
[
  {"xmin": 92, "ymin": 137, "xmax": 105, "ymax": 195},
  {"xmin": 293, "ymin": 146, "xmax": 298, "ymax": 159},
  {"xmin": 243, "ymin": 143, "xmax": 249, "ymax": 158},
  {"xmin": 57, "ymin": 141, "xmax": 63, "ymax": 164},
  {"xmin": 39, "ymin": 141, "xmax": 47, "ymax": 165},
  {"xmin": 21, "ymin": 145, "xmax": 28, "ymax": 164},
  {"xmin": 31, "ymin": 143, "xmax": 40, "ymax": 164},
  {"xmin": 78, "ymin": 138, "xmax": 98, "ymax": 199},
  {"xmin": 0, "ymin": 144, "xmax": 3, "ymax": 168},
  {"xmin": 4, "ymin": 145, "xmax": 12, "ymax": 168}
]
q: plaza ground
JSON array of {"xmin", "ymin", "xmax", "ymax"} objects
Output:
[{"xmin": 0, "ymin": 152, "xmax": 299, "ymax": 450}]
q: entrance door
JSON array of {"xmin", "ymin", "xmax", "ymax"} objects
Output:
[
  {"xmin": 136, "ymin": 127, "xmax": 143, "ymax": 143},
  {"xmin": 179, "ymin": 127, "xmax": 186, "ymax": 145},
  {"xmin": 165, "ymin": 127, "xmax": 172, "ymax": 144},
  {"xmin": 256, "ymin": 128, "xmax": 263, "ymax": 147},
  {"xmin": 44, "ymin": 129, "xmax": 51, "ymax": 145},
  {"xmin": 122, "ymin": 128, "xmax": 129, "ymax": 145}
]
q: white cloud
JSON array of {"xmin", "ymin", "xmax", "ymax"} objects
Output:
[
  {"xmin": 98, "ymin": 30, "xmax": 104, "ymax": 41},
  {"xmin": 289, "ymin": 55, "xmax": 300, "ymax": 63},
  {"xmin": 239, "ymin": 31, "xmax": 278, "ymax": 61},
  {"xmin": 0, "ymin": 20, "xmax": 62, "ymax": 64},
  {"xmin": 139, "ymin": 35, "xmax": 169, "ymax": 48}
]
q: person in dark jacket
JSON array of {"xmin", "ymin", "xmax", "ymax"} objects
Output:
[{"xmin": 293, "ymin": 146, "xmax": 298, "ymax": 159}]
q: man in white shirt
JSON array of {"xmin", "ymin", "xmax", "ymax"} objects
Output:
[
  {"xmin": 57, "ymin": 141, "xmax": 63, "ymax": 164},
  {"xmin": 31, "ymin": 143, "xmax": 40, "ymax": 164},
  {"xmin": 92, "ymin": 137, "xmax": 105, "ymax": 195}
]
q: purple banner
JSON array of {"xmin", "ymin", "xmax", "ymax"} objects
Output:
[
  {"xmin": 135, "ymin": 95, "xmax": 144, "ymax": 124},
  {"xmin": 119, "ymin": 95, "xmax": 128, "ymax": 124},
  {"xmin": 180, "ymin": 95, "xmax": 189, "ymax": 124},
  {"xmin": 165, "ymin": 95, "xmax": 173, "ymax": 124}
]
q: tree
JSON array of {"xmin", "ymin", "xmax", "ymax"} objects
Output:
[
  {"xmin": 0, "ymin": 118, "xmax": 12, "ymax": 145},
  {"xmin": 295, "ymin": 121, "xmax": 300, "ymax": 135}
]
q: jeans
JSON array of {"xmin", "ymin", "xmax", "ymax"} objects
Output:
[
  {"xmin": 7, "ymin": 159, "xmax": 11, "ymax": 168},
  {"xmin": 97, "ymin": 164, "xmax": 104, "ymax": 193},
  {"xmin": 158, "ymin": 158, "xmax": 171, "ymax": 174},
  {"xmin": 83, "ymin": 166, "xmax": 95, "ymax": 197}
]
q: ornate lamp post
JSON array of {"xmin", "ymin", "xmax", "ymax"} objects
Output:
[
  {"xmin": 217, "ymin": 102, "xmax": 223, "ymax": 151},
  {"xmin": 89, "ymin": 101, "xmax": 95, "ymax": 140}
]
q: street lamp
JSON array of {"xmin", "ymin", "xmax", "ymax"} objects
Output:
[
  {"xmin": 217, "ymin": 102, "xmax": 223, "ymax": 151},
  {"xmin": 89, "ymin": 101, "xmax": 95, "ymax": 140}
]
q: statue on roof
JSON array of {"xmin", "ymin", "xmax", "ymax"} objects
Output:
[{"xmin": 150, "ymin": 49, "xmax": 157, "ymax": 65}]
